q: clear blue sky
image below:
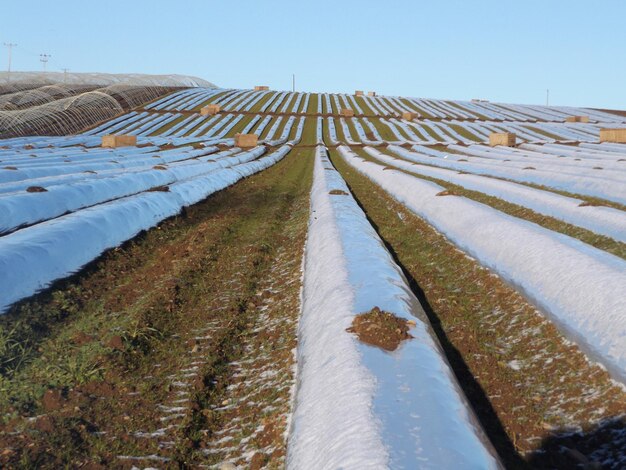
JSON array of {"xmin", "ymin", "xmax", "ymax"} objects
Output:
[{"xmin": 3, "ymin": 0, "xmax": 625, "ymax": 109}]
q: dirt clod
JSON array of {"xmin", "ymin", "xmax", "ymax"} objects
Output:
[
  {"xmin": 346, "ymin": 307, "xmax": 413, "ymax": 351},
  {"xmin": 26, "ymin": 186, "xmax": 48, "ymax": 193},
  {"xmin": 147, "ymin": 185, "xmax": 170, "ymax": 192},
  {"xmin": 107, "ymin": 335, "xmax": 124, "ymax": 350},
  {"xmin": 78, "ymin": 381, "xmax": 116, "ymax": 398},
  {"xmin": 250, "ymin": 452, "xmax": 269, "ymax": 470},
  {"xmin": 42, "ymin": 389, "xmax": 65, "ymax": 411},
  {"xmin": 33, "ymin": 415, "xmax": 55, "ymax": 433},
  {"xmin": 72, "ymin": 331, "xmax": 94, "ymax": 346},
  {"xmin": 329, "ymin": 189, "xmax": 348, "ymax": 196}
]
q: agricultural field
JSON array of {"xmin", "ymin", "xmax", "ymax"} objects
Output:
[{"xmin": 0, "ymin": 75, "xmax": 625, "ymax": 469}]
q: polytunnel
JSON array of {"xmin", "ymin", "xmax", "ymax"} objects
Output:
[{"xmin": 0, "ymin": 72, "xmax": 217, "ymax": 137}]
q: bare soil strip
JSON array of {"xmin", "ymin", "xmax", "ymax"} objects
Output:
[
  {"xmin": 330, "ymin": 148, "xmax": 626, "ymax": 470},
  {"xmin": 0, "ymin": 148, "xmax": 313, "ymax": 468}
]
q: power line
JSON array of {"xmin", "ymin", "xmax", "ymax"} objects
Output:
[
  {"xmin": 39, "ymin": 53, "xmax": 51, "ymax": 71},
  {"xmin": 62, "ymin": 68, "xmax": 70, "ymax": 84},
  {"xmin": 3, "ymin": 43, "xmax": 17, "ymax": 81}
]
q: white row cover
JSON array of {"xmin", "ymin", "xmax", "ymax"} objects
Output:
[
  {"xmin": 0, "ymin": 146, "xmax": 267, "ymax": 234},
  {"xmin": 370, "ymin": 147, "xmax": 626, "ymax": 243},
  {"xmin": 288, "ymin": 146, "xmax": 500, "ymax": 469},
  {"xmin": 0, "ymin": 141, "xmax": 236, "ymax": 184},
  {"xmin": 402, "ymin": 145, "xmax": 626, "ymax": 205},
  {"xmin": 0, "ymin": 145, "xmax": 291, "ymax": 313},
  {"xmin": 338, "ymin": 146, "xmax": 626, "ymax": 385}
]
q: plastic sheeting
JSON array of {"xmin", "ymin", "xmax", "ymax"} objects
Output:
[
  {"xmin": 0, "ymin": 145, "xmax": 291, "ymax": 313},
  {"xmin": 395, "ymin": 145, "xmax": 626, "ymax": 205},
  {"xmin": 288, "ymin": 146, "xmax": 500, "ymax": 469},
  {"xmin": 339, "ymin": 145, "xmax": 626, "ymax": 385},
  {"xmin": 0, "ymin": 146, "xmax": 267, "ymax": 234},
  {"xmin": 368, "ymin": 146, "xmax": 626, "ymax": 243}
]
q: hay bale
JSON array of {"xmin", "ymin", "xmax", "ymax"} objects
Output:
[
  {"xmin": 200, "ymin": 104, "xmax": 220, "ymax": 116},
  {"xmin": 402, "ymin": 112, "xmax": 417, "ymax": 121},
  {"xmin": 599, "ymin": 128, "xmax": 626, "ymax": 143},
  {"xmin": 489, "ymin": 132, "xmax": 516, "ymax": 147},
  {"xmin": 102, "ymin": 135, "xmax": 137, "ymax": 148},
  {"xmin": 565, "ymin": 115, "xmax": 590, "ymax": 123},
  {"xmin": 340, "ymin": 108, "xmax": 355, "ymax": 117},
  {"xmin": 234, "ymin": 133, "xmax": 258, "ymax": 148},
  {"xmin": 254, "ymin": 86, "xmax": 269, "ymax": 91},
  {"xmin": 355, "ymin": 90, "xmax": 364, "ymax": 96},
  {"xmin": 367, "ymin": 91, "xmax": 376, "ymax": 97}
]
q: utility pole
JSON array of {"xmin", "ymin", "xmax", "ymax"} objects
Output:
[
  {"xmin": 546, "ymin": 88, "xmax": 550, "ymax": 106},
  {"xmin": 3, "ymin": 43, "xmax": 17, "ymax": 82},
  {"xmin": 62, "ymin": 68, "xmax": 69, "ymax": 84},
  {"xmin": 39, "ymin": 53, "xmax": 51, "ymax": 71},
  {"xmin": 292, "ymin": 74, "xmax": 295, "ymax": 93}
]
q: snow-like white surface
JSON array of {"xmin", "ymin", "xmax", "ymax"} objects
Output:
[
  {"xmin": 368, "ymin": 146, "xmax": 626, "ymax": 243},
  {"xmin": 339, "ymin": 145, "xmax": 626, "ymax": 384},
  {"xmin": 288, "ymin": 146, "xmax": 500, "ymax": 469},
  {"xmin": 398, "ymin": 145, "xmax": 626, "ymax": 205},
  {"xmin": 0, "ymin": 146, "xmax": 263, "ymax": 234},
  {"xmin": 288, "ymin": 148, "xmax": 388, "ymax": 469},
  {"xmin": 447, "ymin": 144, "xmax": 626, "ymax": 177},
  {"xmin": 0, "ymin": 145, "xmax": 291, "ymax": 313}
]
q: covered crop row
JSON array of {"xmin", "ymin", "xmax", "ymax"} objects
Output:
[
  {"xmin": 338, "ymin": 146, "xmax": 626, "ymax": 384},
  {"xmin": 288, "ymin": 146, "xmax": 499, "ymax": 469},
  {"xmin": 0, "ymin": 146, "xmax": 271, "ymax": 234},
  {"xmin": 388, "ymin": 144, "xmax": 626, "ymax": 204},
  {"xmin": 0, "ymin": 143, "xmax": 293, "ymax": 313},
  {"xmin": 0, "ymin": 142, "xmax": 216, "ymax": 184},
  {"xmin": 365, "ymin": 146, "xmax": 626, "ymax": 242}
]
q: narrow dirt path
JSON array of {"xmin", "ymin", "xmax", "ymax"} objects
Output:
[{"xmin": 0, "ymin": 147, "xmax": 313, "ymax": 469}]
